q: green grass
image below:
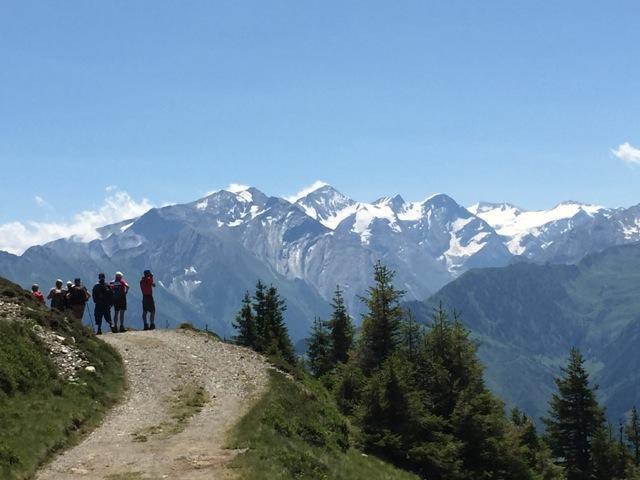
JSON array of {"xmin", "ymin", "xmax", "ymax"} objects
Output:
[
  {"xmin": 228, "ymin": 369, "xmax": 419, "ymax": 480},
  {"xmin": 131, "ymin": 383, "xmax": 208, "ymax": 442},
  {"xmin": 177, "ymin": 321, "xmax": 221, "ymax": 340},
  {"xmin": 103, "ymin": 473, "xmax": 160, "ymax": 480},
  {"xmin": 0, "ymin": 277, "xmax": 126, "ymax": 479}
]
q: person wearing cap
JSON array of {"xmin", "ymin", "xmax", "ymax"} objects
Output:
[
  {"xmin": 47, "ymin": 279, "xmax": 66, "ymax": 311},
  {"xmin": 67, "ymin": 278, "xmax": 91, "ymax": 321},
  {"xmin": 140, "ymin": 269, "xmax": 156, "ymax": 330},
  {"xmin": 111, "ymin": 272, "xmax": 130, "ymax": 332},
  {"xmin": 92, "ymin": 273, "xmax": 115, "ymax": 335},
  {"xmin": 31, "ymin": 284, "xmax": 45, "ymax": 305}
]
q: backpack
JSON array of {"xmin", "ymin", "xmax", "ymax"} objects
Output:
[
  {"xmin": 69, "ymin": 285, "xmax": 87, "ymax": 305},
  {"xmin": 93, "ymin": 283, "xmax": 113, "ymax": 306},
  {"xmin": 51, "ymin": 289, "xmax": 66, "ymax": 309},
  {"xmin": 112, "ymin": 281, "xmax": 126, "ymax": 302}
]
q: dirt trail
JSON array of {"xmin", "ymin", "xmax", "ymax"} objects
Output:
[{"xmin": 36, "ymin": 329, "xmax": 270, "ymax": 480}]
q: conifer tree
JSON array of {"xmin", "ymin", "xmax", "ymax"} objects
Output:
[
  {"xmin": 328, "ymin": 286, "xmax": 353, "ymax": 365},
  {"xmin": 262, "ymin": 285, "xmax": 295, "ymax": 364},
  {"xmin": 511, "ymin": 408, "xmax": 540, "ymax": 467},
  {"xmin": 543, "ymin": 348, "xmax": 605, "ymax": 480},
  {"xmin": 401, "ymin": 309, "xmax": 422, "ymax": 362},
  {"xmin": 626, "ymin": 406, "xmax": 640, "ymax": 467},
  {"xmin": 334, "ymin": 360, "xmax": 365, "ymax": 416},
  {"xmin": 359, "ymin": 354, "xmax": 421, "ymax": 467},
  {"xmin": 358, "ymin": 261, "xmax": 405, "ymax": 375},
  {"xmin": 307, "ymin": 317, "xmax": 333, "ymax": 377},
  {"xmin": 416, "ymin": 304, "xmax": 484, "ymax": 419},
  {"xmin": 232, "ymin": 291, "xmax": 256, "ymax": 348},
  {"xmin": 253, "ymin": 280, "xmax": 268, "ymax": 351},
  {"xmin": 411, "ymin": 305, "xmax": 533, "ymax": 479},
  {"xmin": 592, "ymin": 423, "xmax": 628, "ymax": 480}
]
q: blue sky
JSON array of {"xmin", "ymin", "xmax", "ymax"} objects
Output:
[{"xmin": 1, "ymin": 1, "xmax": 639, "ymax": 252}]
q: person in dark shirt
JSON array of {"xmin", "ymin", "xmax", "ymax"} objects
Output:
[
  {"xmin": 47, "ymin": 279, "xmax": 66, "ymax": 311},
  {"xmin": 92, "ymin": 273, "xmax": 115, "ymax": 335},
  {"xmin": 111, "ymin": 272, "xmax": 129, "ymax": 332},
  {"xmin": 140, "ymin": 269, "xmax": 156, "ymax": 330},
  {"xmin": 64, "ymin": 280, "xmax": 73, "ymax": 311},
  {"xmin": 67, "ymin": 278, "xmax": 90, "ymax": 321}
]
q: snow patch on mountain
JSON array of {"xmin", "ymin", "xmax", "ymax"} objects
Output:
[
  {"xmin": 623, "ymin": 219, "xmax": 640, "ymax": 239},
  {"xmin": 120, "ymin": 222, "xmax": 135, "ymax": 232},
  {"xmin": 397, "ymin": 202, "xmax": 424, "ymax": 221},
  {"xmin": 351, "ymin": 202, "xmax": 401, "ymax": 244},
  {"xmin": 469, "ymin": 201, "xmax": 604, "ymax": 254},
  {"xmin": 443, "ymin": 231, "xmax": 490, "ymax": 271}
]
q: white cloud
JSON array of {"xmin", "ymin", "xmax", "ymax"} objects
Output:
[
  {"xmin": 225, "ymin": 183, "xmax": 250, "ymax": 193},
  {"xmin": 0, "ymin": 190, "xmax": 153, "ymax": 255},
  {"xmin": 203, "ymin": 183, "xmax": 251, "ymax": 197},
  {"xmin": 34, "ymin": 195, "xmax": 52, "ymax": 209},
  {"xmin": 612, "ymin": 142, "xmax": 640, "ymax": 165},
  {"xmin": 285, "ymin": 181, "xmax": 328, "ymax": 203}
]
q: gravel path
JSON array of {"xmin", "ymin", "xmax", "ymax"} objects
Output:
[{"xmin": 36, "ymin": 329, "xmax": 270, "ymax": 480}]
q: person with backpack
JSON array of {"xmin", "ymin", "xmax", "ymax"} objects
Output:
[
  {"xmin": 92, "ymin": 273, "xmax": 115, "ymax": 335},
  {"xmin": 111, "ymin": 272, "xmax": 129, "ymax": 332},
  {"xmin": 47, "ymin": 279, "xmax": 66, "ymax": 311},
  {"xmin": 140, "ymin": 269, "xmax": 156, "ymax": 330},
  {"xmin": 64, "ymin": 280, "xmax": 74, "ymax": 311},
  {"xmin": 67, "ymin": 278, "xmax": 90, "ymax": 321},
  {"xmin": 32, "ymin": 284, "xmax": 45, "ymax": 304}
]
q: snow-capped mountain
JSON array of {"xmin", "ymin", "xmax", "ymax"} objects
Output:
[
  {"xmin": 468, "ymin": 201, "xmax": 631, "ymax": 262},
  {"xmin": 3, "ymin": 184, "xmax": 640, "ymax": 339}
]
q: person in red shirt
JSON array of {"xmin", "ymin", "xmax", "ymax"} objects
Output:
[
  {"xmin": 31, "ymin": 284, "xmax": 45, "ymax": 304},
  {"xmin": 140, "ymin": 269, "xmax": 156, "ymax": 330}
]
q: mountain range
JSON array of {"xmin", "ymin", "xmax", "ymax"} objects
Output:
[{"xmin": 2, "ymin": 184, "xmax": 640, "ymax": 341}]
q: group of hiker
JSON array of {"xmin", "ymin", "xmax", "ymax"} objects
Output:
[{"xmin": 30, "ymin": 270, "xmax": 157, "ymax": 335}]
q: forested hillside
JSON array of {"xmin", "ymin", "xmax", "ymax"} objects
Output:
[{"xmin": 407, "ymin": 242, "xmax": 640, "ymax": 422}]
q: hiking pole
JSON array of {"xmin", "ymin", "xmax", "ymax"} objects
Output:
[{"xmin": 84, "ymin": 303, "xmax": 94, "ymax": 333}]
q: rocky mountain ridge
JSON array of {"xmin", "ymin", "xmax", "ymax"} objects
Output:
[{"xmin": 2, "ymin": 184, "xmax": 640, "ymax": 339}]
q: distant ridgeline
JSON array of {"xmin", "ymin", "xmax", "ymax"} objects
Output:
[
  {"xmin": 3, "ymin": 184, "xmax": 640, "ymax": 342},
  {"xmin": 407, "ymin": 242, "xmax": 640, "ymax": 425}
]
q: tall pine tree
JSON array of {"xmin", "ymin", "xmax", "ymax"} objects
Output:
[
  {"xmin": 307, "ymin": 317, "xmax": 333, "ymax": 377},
  {"xmin": 253, "ymin": 280, "xmax": 268, "ymax": 351},
  {"xmin": 232, "ymin": 291, "xmax": 257, "ymax": 348},
  {"xmin": 543, "ymin": 348, "xmax": 605, "ymax": 480},
  {"xmin": 262, "ymin": 285, "xmax": 295, "ymax": 364},
  {"xmin": 400, "ymin": 309, "xmax": 422, "ymax": 362},
  {"xmin": 238, "ymin": 280, "xmax": 296, "ymax": 365},
  {"xmin": 358, "ymin": 261, "xmax": 405, "ymax": 375},
  {"xmin": 328, "ymin": 285, "xmax": 353, "ymax": 366},
  {"xmin": 626, "ymin": 406, "xmax": 640, "ymax": 467}
]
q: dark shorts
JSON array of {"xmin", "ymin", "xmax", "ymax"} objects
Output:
[
  {"xmin": 142, "ymin": 295, "xmax": 155, "ymax": 313},
  {"xmin": 94, "ymin": 305, "xmax": 112, "ymax": 325},
  {"xmin": 114, "ymin": 299, "xmax": 127, "ymax": 311}
]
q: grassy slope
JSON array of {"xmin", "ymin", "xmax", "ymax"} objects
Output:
[
  {"xmin": 0, "ymin": 277, "xmax": 126, "ymax": 479},
  {"xmin": 228, "ymin": 369, "xmax": 419, "ymax": 480}
]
